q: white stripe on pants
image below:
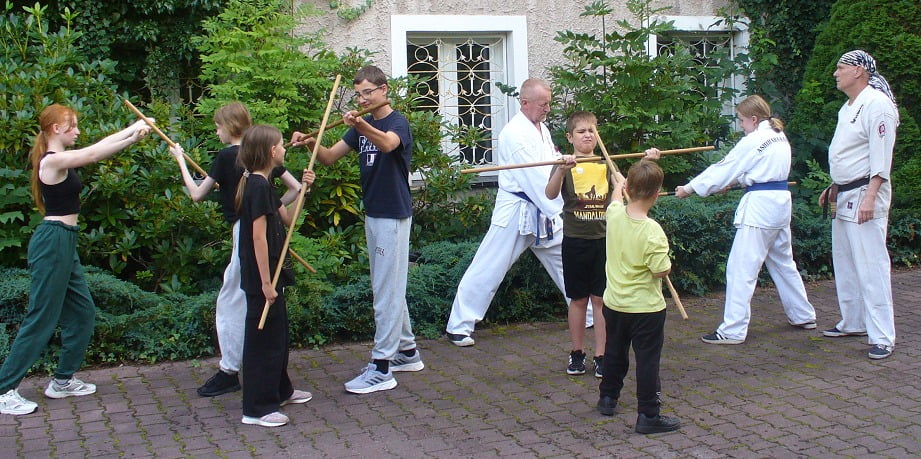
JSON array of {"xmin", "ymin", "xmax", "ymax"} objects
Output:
[
  {"xmin": 716, "ymin": 224, "xmax": 815, "ymax": 340},
  {"xmin": 366, "ymin": 216, "xmax": 417, "ymax": 361},
  {"xmin": 447, "ymin": 222, "xmax": 567, "ymax": 336},
  {"xmin": 216, "ymin": 221, "xmax": 246, "ymax": 373},
  {"xmin": 832, "ymin": 217, "xmax": 895, "ymax": 346}
]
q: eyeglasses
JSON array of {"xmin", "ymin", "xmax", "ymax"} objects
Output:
[{"xmin": 353, "ymin": 85, "xmax": 384, "ymax": 100}]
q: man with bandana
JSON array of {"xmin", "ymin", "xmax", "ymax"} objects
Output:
[{"xmin": 818, "ymin": 50, "xmax": 899, "ymax": 360}]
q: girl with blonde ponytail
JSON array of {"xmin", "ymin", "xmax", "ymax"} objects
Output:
[
  {"xmin": 234, "ymin": 124, "xmax": 314, "ymax": 428},
  {"xmin": 672, "ymin": 95, "xmax": 816, "ymax": 346},
  {"xmin": 0, "ymin": 104, "xmax": 149, "ymax": 416}
]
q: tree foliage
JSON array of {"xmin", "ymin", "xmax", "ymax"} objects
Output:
[
  {"xmin": 548, "ymin": 0, "xmax": 752, "ymax": 188},
  {"xmin": 8, "ymin": 0, "xmax": 226, "ymax": 100}
]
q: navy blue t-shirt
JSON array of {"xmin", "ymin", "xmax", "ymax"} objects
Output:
[
  {"xmin": 237, "ymin": 174, "xmax": 294, "ymax": 295},
  {"xmin": 209, "ymin": 145, "xmax": 285, "ymax": 224},
  {"xmin": 341, "ymin": 110, "xmax": 413, "ymax": 218}
]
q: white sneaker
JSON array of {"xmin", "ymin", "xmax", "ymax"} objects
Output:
[
  {"xmin": 281, "ymin": 389, "xmax": 313, "ymax": 406},
  {"xmin": 390, "ymin": 350, "xmax": 425, "ymax": 372},
  {"xmin": 344, "ymin": 363, "xmax": 397, "ymax": 394},
  {"xmin": 1, "ymin": 389, "xmax": 38, "ymax": 415},
  {"xmin": 45, "ymin": 377, "xmax": 96, "ymax": 399},
  {"xmin": 241, "ymin": 411, "xmax": 289, "ymax": 427}
]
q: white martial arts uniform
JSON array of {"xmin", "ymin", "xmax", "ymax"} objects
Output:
[
  {"xmin": 446, "ymin": 111, "xmax": 570, "ymax": 336},
  {"xmin": 828, "ymin": 86, "xmax": 898, "ymax": 346},
  {"xmin": 686, "ymin": 121, "xmax": 815, "ymax": 340}
]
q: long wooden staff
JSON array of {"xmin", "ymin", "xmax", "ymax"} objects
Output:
[
  {"xmin": 258, "ymin": 74, "xmax": 342, "ymax": 329},
  {"xmin": 460, "ymin": 146, "xmax": 713, "ymax": 174},
  {"xmin": 285, "ymin": 99, "xmax": 391, "ymax": 147},
  {"xmin": 658, "ymin": 181, "xmax": 798, "ymax": 196},
  {"xmin": 123, "ymin": 99, "xmax": 209, "ymax": 178},
  {"xmin": 124, "ymin": 99, "xmax": 316, "ymax": 272},
  {"xmin": 592, "ymin": 128, "xmax": 688, "ymax": 320}
]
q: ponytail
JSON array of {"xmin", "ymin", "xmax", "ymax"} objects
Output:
[
  {"xmin": 234, "ymin": 170, "xmax": 249, "ymax": 215},
  {"xmin": 768, "ymin": 117, "xmax": 785, "ymax": 133},
  {"xmin": 29, "ymin": 132, "xmax": 48, "ymax": 213}
]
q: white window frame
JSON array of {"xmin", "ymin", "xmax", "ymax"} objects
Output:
[
  {"xmin": 391, "ymin": 15, "xmax": 530, "ymax": 179},
  {"xmin": 647, "ymin": 15, "xmax": 750, "ymax": 126}
]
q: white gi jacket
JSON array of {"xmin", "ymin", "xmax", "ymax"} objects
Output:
[
  {"xmin": 492, "ymin": 111, "xmax": 564, "ymax": 244},
  {"xmin": 828, "ymin": 86, "xmax": 899, "ymax": 222},
  {"xmin": 686, "ymin": 121, "xmax": 792, "ymax": 230}
]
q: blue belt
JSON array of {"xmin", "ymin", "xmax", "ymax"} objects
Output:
[
  {"xmin": 746, "ymin": 180, "xmax": 788, "ymax": 192},
  {"xmin": 511, "ymin": 191, "xmax": 552, "ymax": 245}
]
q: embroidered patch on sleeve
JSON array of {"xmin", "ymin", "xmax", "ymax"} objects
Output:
[{"xmin": 878, "ymin": 122, "xmax": 887, "ymax": 137}]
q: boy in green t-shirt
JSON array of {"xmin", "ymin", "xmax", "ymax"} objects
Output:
[{"xmin": 597, "ymin": 159, "xmax": 681, "ymax": 435}]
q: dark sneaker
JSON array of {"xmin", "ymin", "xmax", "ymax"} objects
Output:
[
  {"xmin": 701, "ymin": 331, "xmax": 744, "ymax": 345},
  {"xmin": 635, "ymin": 413, "xmax": 681, "ymax": 434},
  {"xmin": 197, "ymin": 370, "xmax": 241, "ymax": 397},
  {"xmin": 593, "ymin": 356, "xmax": 604, "ymax": 378},
  {"xmin": 597, "ymin": 396, "xmax": 616, "ymax": 416},
  {"xmin": 868, "ymin": 344, "xmax": 893, "ymax": 360},
  {"xmin": 567, "ymin": 350, "xmax": 586, "ymax": 375},
  {"xmin": 822, "ymin": 327, "xmax": 868, "ymax": 337},
  {"xmin": 447, "ymin": 333, "xmax": 475, "ymax": 347},
  {"xmin": 788, "ymin": 320, "xmax": 817, "ymax": 330}
]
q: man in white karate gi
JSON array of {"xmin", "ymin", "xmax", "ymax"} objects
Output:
[
  {"xmin": 445, "ymin": 78, "xmax": 572, "ymax": 346},
  {"xmin": 819, "ymin": 50, "xmax": 899, "ymax": 360}
]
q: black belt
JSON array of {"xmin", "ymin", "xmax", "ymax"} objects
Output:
[{"xmin": 823, "ymin": 176, "xmax": 870, "ymax": 219}]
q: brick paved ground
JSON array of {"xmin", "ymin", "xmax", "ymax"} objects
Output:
[{"xmin": 1, "ymin": 269, "xmax": 919, "ymax": 458}]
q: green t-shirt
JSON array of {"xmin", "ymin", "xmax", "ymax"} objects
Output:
[
  {"xmin": 602, "ymin": 201, "xmax": 671, "ymax": 313},
  {"xmin": 551, "ymin": 160, "xmax": 610, "ymax": 240}
]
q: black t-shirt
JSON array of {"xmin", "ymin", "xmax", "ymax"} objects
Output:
[
  {"xmin": 342, "ymin": 110, "xmax": 413, "ymax": 218},
  {"xmin": 40, "ymin": 152, "xmax": 82, "ymax": 216},
  {"xmin": 237, "ymin": 174, "xmax": 294, "ymax": 295},
  {"xmin": 209, "ymin": 145, "xmax": 286, "ymax": 224}
]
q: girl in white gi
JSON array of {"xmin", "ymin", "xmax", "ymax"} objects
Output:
[{"xmin": 674, "ymin": 95, "xmax": 816, "ymax": 344}]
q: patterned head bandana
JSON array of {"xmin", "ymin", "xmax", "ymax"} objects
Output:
[{"xmin": 838, "ymin": 50, "xmax": 896, "ymax": 105}]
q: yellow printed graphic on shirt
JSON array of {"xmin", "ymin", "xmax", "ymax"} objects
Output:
[{"xmin": 571, "ymin": 163, "xmax": 609, "ymax": 222}]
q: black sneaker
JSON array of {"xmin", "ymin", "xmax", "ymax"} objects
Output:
[
  {"xmin": 593, "ymin": 355, "xmax": 604, "ymax": 378},
  {"xmin": 567, "ymin": 350, "xmax": 586, "ymax": 375},
  {"xmin": 635, "ymin": 413, "xmax": 681, "ymax": 434},
  {"xmin": 197, "ymin": 370, "xmax": 241, "ymax": 397},
  {"xmin": 597, "ymin": 395, "xmax": 616, "ymax": 416}
]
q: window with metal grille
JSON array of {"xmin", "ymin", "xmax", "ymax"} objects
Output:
[{"xmin": 406, "ymin": 35, "xmax": 508, "ymax": 166}]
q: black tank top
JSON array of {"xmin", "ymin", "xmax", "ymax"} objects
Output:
[{"xmin": 41, "ymin": 152, "xmax": 82, "ymax": 216}]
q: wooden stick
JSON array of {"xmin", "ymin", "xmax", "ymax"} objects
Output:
[
  {"xmin": 122, "ymin": 99, "xmax": 209, "ymax": 178},
  {"xmin": 285, "ymin": 99, "xmax": 391, "ymax": 147},
  {"xmin": 460, "ymin": 146, "xmax": 713, "ymax": 174},
  {"xmin": 664, "ymin": 276, "xmax": 688, "ymax": 320},
  {"xmin": 658, "ymin": 181, "xmax": 798, "ymax": 196},
  {"xmin": 593, "ymin": 129, "xmax": 688, "ymax": 319},
  {"xmin": 259, "ymin": 74, "xmax": 341, "ymax": 330},
  {"xmin": 288, "ymin": 248, "xmax": 317, "ymax": 273}
]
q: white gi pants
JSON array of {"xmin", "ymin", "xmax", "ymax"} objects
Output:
[
  {"xmin": 216, "ymin": 221, "xmax": 245, "ymax": 374},
  {"xmin": 716, "ymin": 224, "xmax": 815, "ymax": 340},
  {"xmin": 446, "ymin": 222, "xmax": 567, "ymax": 336},
  {"xmin": 831, "ymin": 217, "xmax": 895, "ymax": 346},
  {"xmin": 366, "ymin": 216, "xmax": 417, "ymax": 360}
]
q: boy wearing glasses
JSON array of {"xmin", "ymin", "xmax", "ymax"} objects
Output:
[{"xmin": 291, "ymin": 65, "xmax": 422, "ymax": 393}]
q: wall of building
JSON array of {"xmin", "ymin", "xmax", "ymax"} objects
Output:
[{"xmin": 297, "ymin": 0, "xmax": 733, "ymax": 81}]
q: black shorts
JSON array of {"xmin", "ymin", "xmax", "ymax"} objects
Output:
[{"xmin": 561, "ymin": 236, "xmax": 606, "ymax": 300}]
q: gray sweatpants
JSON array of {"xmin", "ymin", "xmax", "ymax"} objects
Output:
[{"xmin": 365, "ymin": 216, "xmax": 416, "ymax": 360}]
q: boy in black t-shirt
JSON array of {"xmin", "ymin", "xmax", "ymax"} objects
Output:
[{"xmin": 291, "ymin": 65, "xmax": 423, "ymax": 394}]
